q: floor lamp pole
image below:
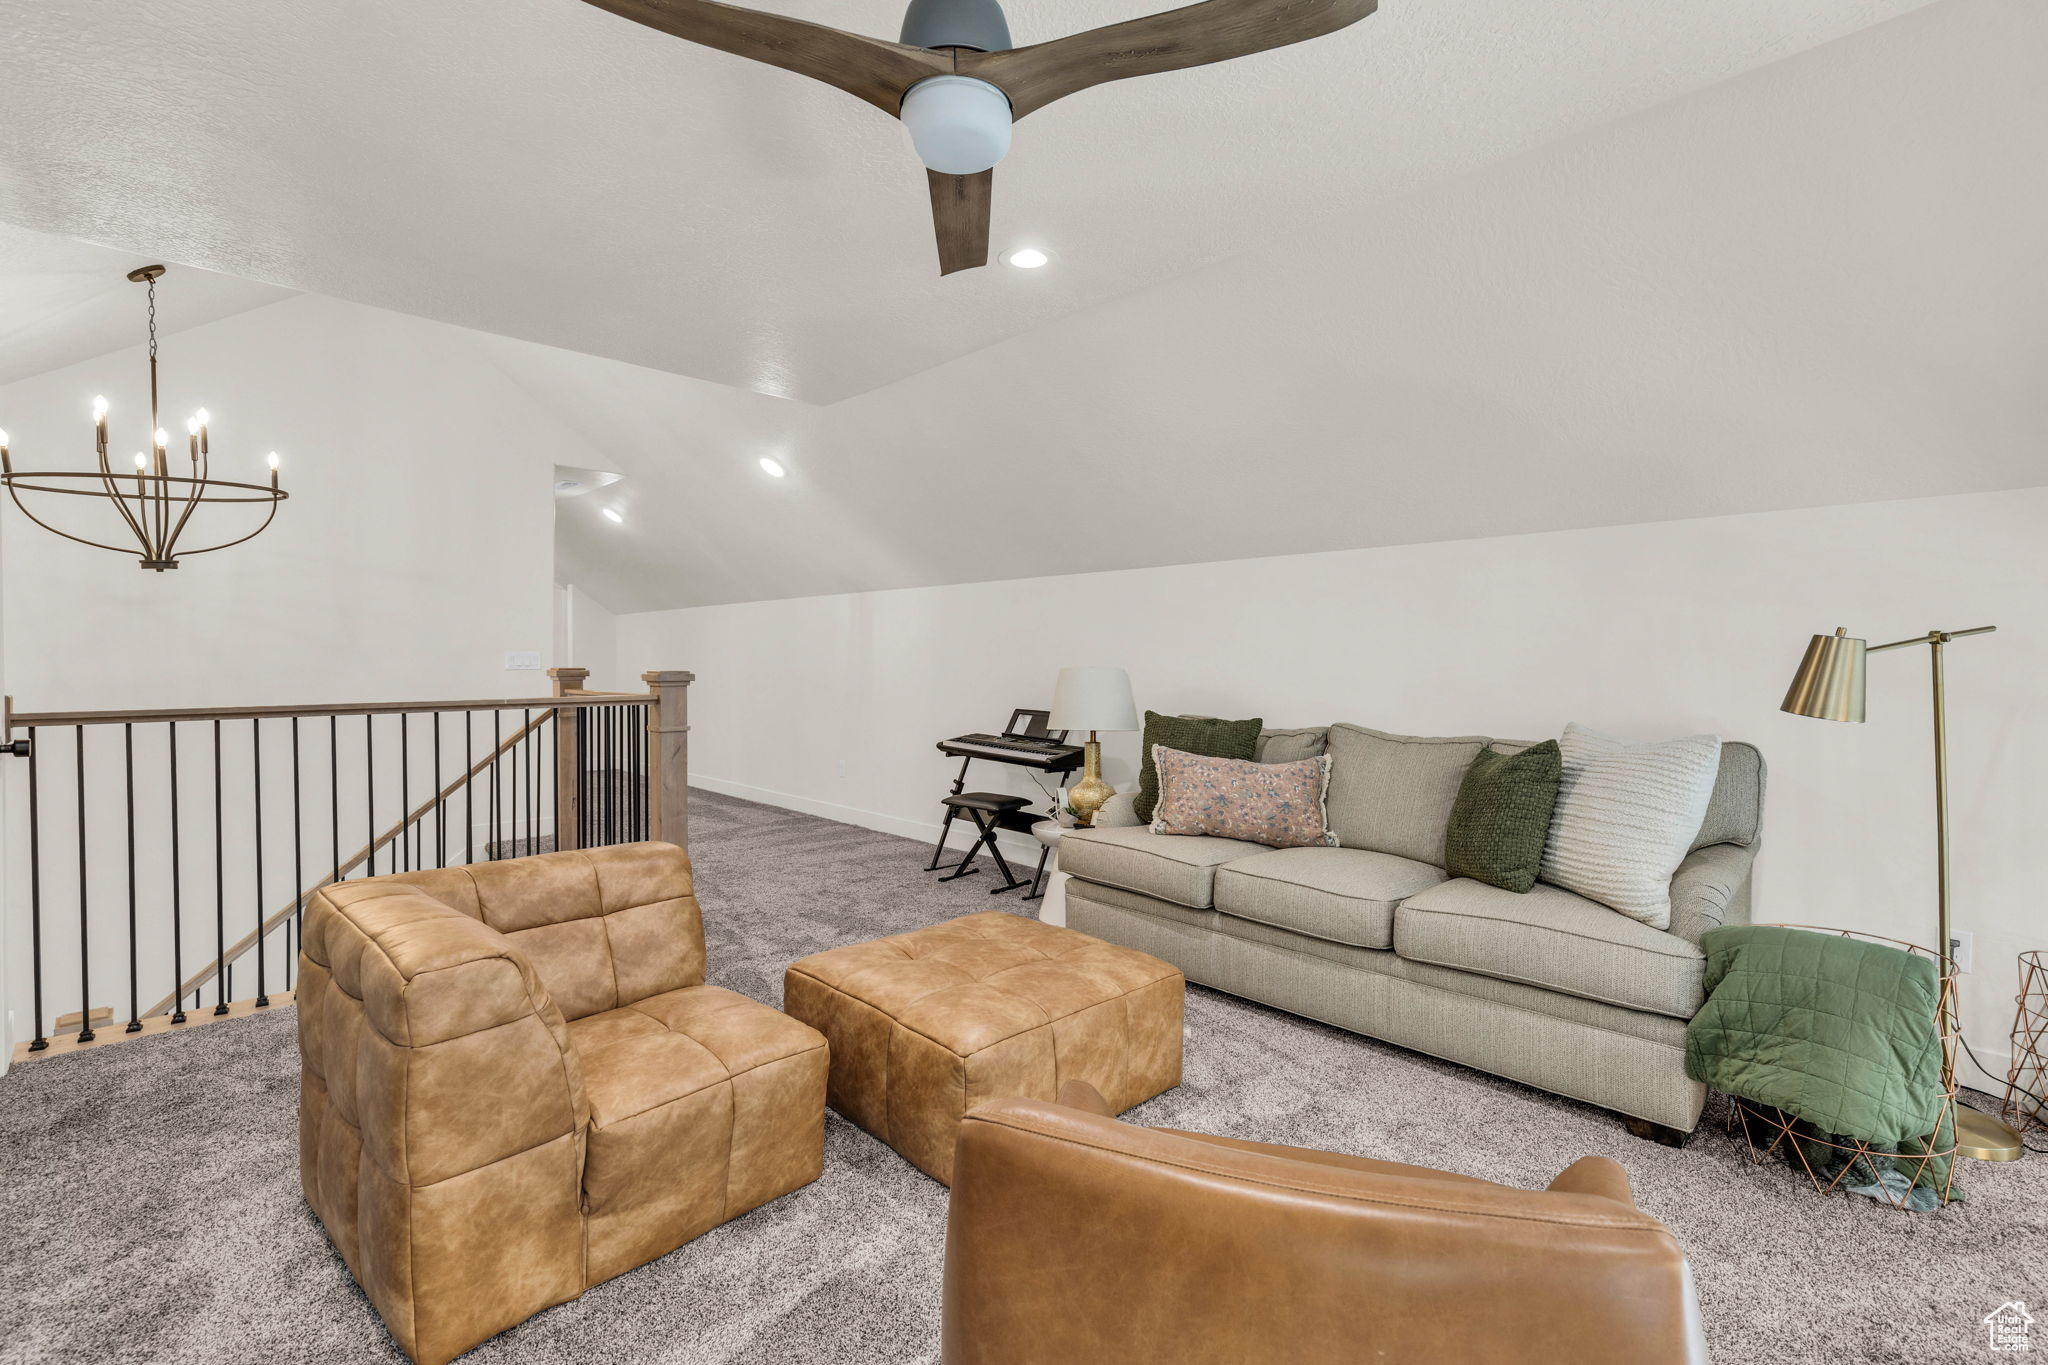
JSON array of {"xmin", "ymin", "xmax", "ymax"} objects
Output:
[
  {"xmin": 1867, "ymin": 627, "xmax": 2020, "ymax": 1160},
  {"xmin": 1930, "ymin": 634, "xmax": 1951, "ymax": 993}
]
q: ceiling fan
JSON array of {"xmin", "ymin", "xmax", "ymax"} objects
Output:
[{"xmin": 577, "ymin": 0, "xmax": 1377, "ymax": 274}]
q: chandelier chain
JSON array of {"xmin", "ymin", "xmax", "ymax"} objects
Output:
[{"xmin": 146, "ymin": 276, "xmax": 158, "ymax": 361}]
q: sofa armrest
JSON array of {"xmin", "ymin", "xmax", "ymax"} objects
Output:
[
  {"xmin": 1666, "ymin": 841, "xmax": 1757, "ymax": 950},
  {"xmin": 1090, "ymin": 791, "xmax": 1142, "ymax": 828},
  {"xmin": 298, "ymin": 882, "xmax": 587, "ymax": 1365},
  {"xmin": 945, "ymin": 1100, "xmax": 1704, "ymax": 1365}
]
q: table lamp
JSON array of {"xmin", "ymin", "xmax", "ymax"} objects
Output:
[
  {"xmin": 1780, "ymin": 624, "xmax": 2023, "ymax": 1161},
  {"xmin": 1049, "ymin": 666, "xmax": 1137, "ymax": 827}
]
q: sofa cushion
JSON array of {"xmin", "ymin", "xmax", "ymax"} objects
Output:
[
  {"xmin": 1323, "ymin": 725, "xmax": 1491, "ymax": 865},
  {"xmin": 1215, "ymin": 847, "xmax": 1446, "ymax": 951},
  {"xmin": 573, "ymin": 984, "xmax": 828, "ymax": 1282},
  {"xmin": 1394, "ymin": 878, "xmax": 1706, "ymax": 1019},
  {"xmin": 1136, "ymin": 712, "xmax": 1263, "ymax": 823},
  {"xmin": 1060, "ymin": 826, "xmax": 1271, "ymax": 909},
  {"xmin": 1256, "ymin": 727, "xmax": 1328, "ymax": 763},
  {"xmin": 1442, "ymin": 740, "xmax": 1562, "ymax": 893},
  {"xmin": 1150, "ymin": 749, "xmax": 1335, "ymax": 849},
  {"xmin": 1540, "ymin": 724, "xmax": 1722, "ymax": 930}
]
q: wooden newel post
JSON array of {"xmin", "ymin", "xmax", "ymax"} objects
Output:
[
  {"xmin": 643, "ymin": 671, "xmax": 694, "ymax": 849},
  {"xmin": 549, "ymin": 667, "xmax": 588, "ymax": 852}
]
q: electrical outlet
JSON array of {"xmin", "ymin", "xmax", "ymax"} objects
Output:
[
  {"xmin": 503, "ymin": 651, "xmax": 542, "ymax": 671},
  {"xmin": 1951, "ymin": 931, "xmax": 1974, "ymax": 974},
  {"xmin": 836, "ymin": 758, "xmax": 848, "ymax": 778}
]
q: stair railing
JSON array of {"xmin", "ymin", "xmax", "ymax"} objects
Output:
[{"xmin": 3, "ymin": 666, "xmax": 693, "ymax": 1060}]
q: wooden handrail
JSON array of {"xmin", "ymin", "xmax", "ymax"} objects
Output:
[
  {"xmin": 9, "ymin": 691, "xmax": 649, "ymax": 729},
  {"xmin": 141, "ymin": 707, "xmax": 557, "ymax": 1018}
]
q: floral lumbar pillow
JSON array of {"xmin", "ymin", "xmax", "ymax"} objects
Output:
[{"xmin": 1149, "ymin": 745, "xmax": 1336, "ymax": 848}]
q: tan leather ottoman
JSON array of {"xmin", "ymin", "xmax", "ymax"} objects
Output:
[{"xmin": 783, "ymin": 911, "xmax": 1184, "ymax": 1184}]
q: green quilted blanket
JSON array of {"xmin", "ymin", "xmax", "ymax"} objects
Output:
[{"xmin": 1686, "ymin": 925, "xmax": 1954, "ymax": 1202}]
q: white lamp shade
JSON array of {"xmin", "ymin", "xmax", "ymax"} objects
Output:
[
  {"xmin": 1049, "ymin": 666, "xmax": 1138, "ymax": 733},
  {"xmin": 900, "ymin": 76, "xmax": 1012, "ymax": 176}
]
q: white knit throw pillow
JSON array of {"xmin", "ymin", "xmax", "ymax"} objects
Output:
[{"xmin": 1539, "ymin": 723, "xmax": 1722, "ymax": 929}]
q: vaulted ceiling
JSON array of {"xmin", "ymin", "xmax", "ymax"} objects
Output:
[
  {"xmin": 4, "ymin": 0, "xmax": 2042, "ymax": 617},
  {"xmin": 1, "ymin": 0, "xmax": 1942, "ymax": 403}
]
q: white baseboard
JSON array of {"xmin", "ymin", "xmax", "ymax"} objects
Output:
[
  {"xmin": 690, "ymin": 775, "xmax": 1048, "ymax": 864},
  {"xmin": 1958, "ymin": 1042, "xmax": 2015, "ymax": 1098}
]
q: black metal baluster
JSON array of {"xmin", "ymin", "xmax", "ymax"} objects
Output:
[
  {"xmin": 464, "ymin": 711, "xmax": 475, "ymax": 865},
  {"xmin": 26, "ymin": 728, "xmax": 47, "ymax": 1051},
  {"xmin": 74, "ymin": 726, "xmax": 96, "ymax": 1044},
  {"xmin": 329, "ymin": 717, "xmax": 341, "ymax": 886},
  {"xmin": 548, "ymin": 711, "xmax": 559, "ymax": 852},
  {"xmin": 524, "ymin": 708, "xmax": 535, "ymax": 856},
  {"xmin": 253, "ymin": 719, "xmax": 268, "ymax": 1008},
  {"xmin": 290, "ymin": 717, "xmax": 303, "ymax": 993},
  {"xmin": 124, "ymin": 724, "xmax": 139, "ymax": 1032},
  {"xmin": 510, "ymin": 710, "xmax": 522, "ymax": 856},
  {"xmin": 399, "ymin": 712, "xmax": 411, "ymax": 873},
  {"xmin": 365, "ymin": 715, "xmax": 375, "ymax": 878},
  {"xmin": 577, "ymin": 709, "xmax": 588, "ymax": 848},
  {"xmin": 635, "ymin": 705, "xmax": 646, "ymax": 839},
  {"xmin": 169, "ymin": 723, "xmax": 185, "ymax": 1025},
  {"xmin": 213, "ymin": 720, "xmax": 227, "ymax": 1015},
  {"xmin": 491, "ymin": 710, "xmax": 502, "ymax": 859},
  {"xmin": 433, "ymin": 711, "xmax": 444, "ymax": 868}
]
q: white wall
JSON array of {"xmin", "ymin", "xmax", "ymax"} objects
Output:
[
  {"xmin": 0, "ymin": 293, "xmax": 566, "ymax": 710},
  {"xmin": 619, "ymin": 487, "xmax": 2048, "ymax": 1089},
  {"xmin": 553, "ymin": 582, "xmax": 622, "ymax": 693}
]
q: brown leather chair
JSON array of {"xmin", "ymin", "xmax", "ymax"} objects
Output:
[
  {"xmin": 942, "ymin": 1082, "xmax": 1710, "ymax": 1365},
  {"xmin": 298, "ymin": 842, "xmax": 827, "ymax": 1365}
]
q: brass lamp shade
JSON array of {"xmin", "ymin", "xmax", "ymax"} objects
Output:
[{"xmin": 1781, "ymin": 628, "xmax": 1867, "ymax": 723}]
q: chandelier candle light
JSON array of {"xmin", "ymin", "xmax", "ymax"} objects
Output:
[{"xmin": 0, "ymin": 265, "xmax": 287, "ymax": 571}]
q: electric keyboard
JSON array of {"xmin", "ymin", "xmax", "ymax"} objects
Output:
[{"xmin": 937, "ymin": 732, "xmax": 1084, "ymax": 772}]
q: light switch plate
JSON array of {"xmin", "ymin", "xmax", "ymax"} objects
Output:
[
  {"xmin": 1951, "ymin": 931, "xmax": 1973, "ymax": 974},
  {"xmin": 504, "ymin": 650, "xmax": 543, "ymax": 671}
]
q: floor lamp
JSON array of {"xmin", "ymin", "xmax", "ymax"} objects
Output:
[{"xmin": 1781, "ymin": 624, "xmax": 2024, "ymax": 1161}]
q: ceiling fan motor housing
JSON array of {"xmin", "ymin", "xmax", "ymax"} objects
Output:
[{"xmin": 899, "ymin": 0, "xmax": 1012, "ymax": 53}]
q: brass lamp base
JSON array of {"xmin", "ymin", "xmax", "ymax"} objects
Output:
[
  {"xmin": 1957, "ymin": 1105, "xmax": 2025, "ymax": 1162},
  {"xmin": 1066, "ymin": 733, "xmax": 1114, "ymax": 827}
]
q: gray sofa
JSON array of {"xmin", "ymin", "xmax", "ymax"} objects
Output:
[{"xmin": 1061, "ymin": 724, "xmax": 1765, "ymax": 1139}]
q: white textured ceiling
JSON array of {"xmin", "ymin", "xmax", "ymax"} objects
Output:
[
  {"xmin": 523, "ymin": 0, "xmax": 2048, "ymax": 613},
  {"xmin": 0, "ymin": 224, "xmax": 293, "ymax": 386},
  {"xmin": 0, "ymin": 0, "xmax": 1940, "ymax": 404}
]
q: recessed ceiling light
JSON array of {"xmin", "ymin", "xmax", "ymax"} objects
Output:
[
  {"xmin": 1002, "ymin": 247, "xmax": 1051, "ymax": 270},
  {"xmin": 601, "ymin": 507, "xmax": 624, "ymax": 524},
  {"xmin": 758, "ymin": 457, "xmax": 788, "ymax": 478}
]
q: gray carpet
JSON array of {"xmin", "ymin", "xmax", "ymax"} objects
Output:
[{"xmin": 2, "ymin": 789, "xmax": 2041, "ymax": 1365}]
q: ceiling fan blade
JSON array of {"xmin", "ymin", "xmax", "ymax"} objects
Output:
[
  {"xmin": 578, "ymin": 0, "xmax": 950, "ymax": 115},
  {"xmin": 958, "ymin": 0, "xmax": 1376, "ymax": 120},
  {"xmin": 927, "ymin": 169, "xmax": 993, "ymax": 275}
]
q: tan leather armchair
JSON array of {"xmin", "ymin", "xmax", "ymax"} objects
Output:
[
  {"xmin": 942, "ymin": 1082, "xmax": 1710, "ymax": 1365},
  {"xmin": 298, "ymin": 842, "xmax": 827, "ymax": 1365}
]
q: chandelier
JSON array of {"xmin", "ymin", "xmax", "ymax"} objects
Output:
[{"xmin": 0, "ymin": 265, "xmax": 288, "ymax": 572}]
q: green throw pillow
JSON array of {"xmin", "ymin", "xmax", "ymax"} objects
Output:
[
  {"xmin": 1443, "ymin": 741, "xmax": 1562, "ymax": 893},
  {"xmin": 1135, "ymin": 711, "xmax": 1263, "ymax": 823}
]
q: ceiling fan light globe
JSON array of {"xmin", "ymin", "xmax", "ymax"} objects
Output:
[{"xmin": 901, "ymin": 76, "xmax": 1012, "ymax": 176}]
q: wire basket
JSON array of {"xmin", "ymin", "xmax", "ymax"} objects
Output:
[
  {"xmin": 2005, "ymin": 949, "xmax": 2047, "ymax": 1137},
  {"xmin": 1723, "ymin": 927, "xmax": 1960, "ymax": 1210}
]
